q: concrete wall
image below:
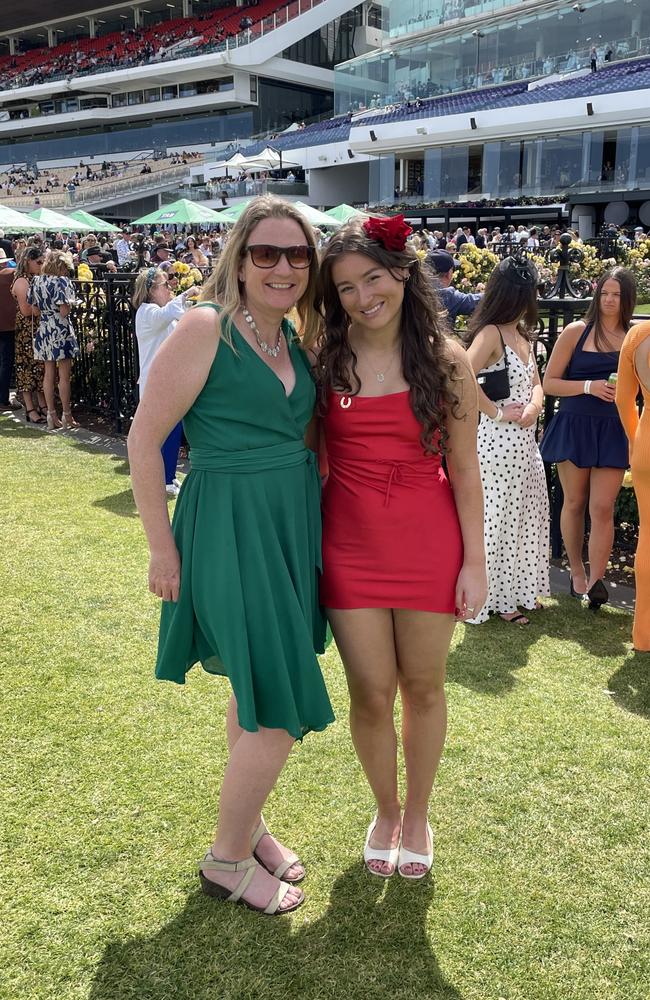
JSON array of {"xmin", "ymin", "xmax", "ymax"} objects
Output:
[{"xmin": 307, "ymin": 161, "xmax": 369, "ymax": 207}]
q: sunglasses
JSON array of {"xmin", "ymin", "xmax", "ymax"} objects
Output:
[{"xmin": 244, "ymin": 244, "xmax": 314, "ymax": 269}]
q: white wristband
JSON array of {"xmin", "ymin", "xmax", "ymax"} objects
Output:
[
  {"xmin": 492, "ymin": 406, "xmax": 503, "ymax": 422},
  {"xmin": 584, "ymin": 380, "xmax": 592, "ymax": 395}
]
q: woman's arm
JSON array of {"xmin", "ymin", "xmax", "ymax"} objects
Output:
[
  {"xmin": 127, "ymin": 308, "xmax": 220, "ymax": 602},
  {"xmin": 542, "ymin": 322, "xmax": 584, "ymax": 396},
  {"xmin": 444, "ymin": 341, "xmax": 488, "ymax": 620},
  {"xmin": 13, "ymin": 277, "xmax": 38, "ymax": 317},
  {"xmin": 520, "ymin": 350, "xmax": 544, "ymax": 428},
  {"xmin": 137, "ymin": 296, "xmax": 190, "ymax": 337},
  {"xmin": 542, "ymin": 321, "xmax": 615, "ymax": 402},
  {"xmin": 465, "ymin": 324, "xmax": 524, "ymax": 422},
  {"xmin": 615, "ymin": 330, "xmax": 642, "ymax": 450}
]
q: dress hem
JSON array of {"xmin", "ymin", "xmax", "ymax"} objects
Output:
[{"xmin": 324, "ymin": 601, "xmax": 456, "ymax": 614}]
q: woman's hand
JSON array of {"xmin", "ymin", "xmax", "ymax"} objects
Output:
[
  {"xmin": 501, "ymin": 402, "xmax": 525, "ymax": 422},
  {"xmin": 589, "ymin": 379, "xmax": 616, "ymax": 403},
  {"xmin": 455, "ymin": 562, "xmax": 488, "ymax": 622},
  {"xmin": 182, "ymin": 286, "xmax": 200, "ymax": 300},
  {"xmin": 149, "ymin": 543, "xmax": 181, "ymax": 602},
  {"xmin": 518, "ymin": 403, "xmax": 541, "ymax": 428}
]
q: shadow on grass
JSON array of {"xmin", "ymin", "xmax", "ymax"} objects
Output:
[
  {"xmin": 607, "ymin": 651, "xmax": 650, "ymax": 718},
  {"xmin": 448, "ymin": 598, "xmax": 631, "ymax": 696},
  {"xmin": 447, "ymin": 614, "xmax": 538, "ymax": 695},
  {"xmin": 89, "ymin": 865, "xmax": 463, "ymax": 1000},
  {"xmin": 0, "ymin": 418, "xmax": 44, "ymax": 442},
  {"xmin": 0, "ymin": 413, "xmax": 129, "ymax": 470},
  {"xmin": 93, "ymin": 488, "xmax": 138, "ymax": 519}
]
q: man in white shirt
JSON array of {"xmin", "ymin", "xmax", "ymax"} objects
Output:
[{"xmin": 114, "ymin": 231, "xmax": 132, "ymax": 267}]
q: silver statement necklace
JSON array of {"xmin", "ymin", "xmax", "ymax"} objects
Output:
[
  {"xmin": 359, "ymin": 346, "xmax": 400, "ymax": 383},
  {"xmin": 242, "ymin": 307, "xmax": 282, "ymax": 359}
]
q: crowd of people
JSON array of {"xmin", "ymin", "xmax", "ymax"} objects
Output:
[
  {"xmin": 0, "ymin": 154, "xmax": 198, "ymax": 207},
  {"xmin": 2, "ymin": 195, "xmax": 648, "ymax": 917}
]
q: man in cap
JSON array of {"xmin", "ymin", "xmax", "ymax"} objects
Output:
[
  {"xmin": 150, "ymin": 242, "xmax": 174, "ymax": 264},
  {"xmin": 427, "ymin": 249, "xmax": 482, "ymax": 327}
]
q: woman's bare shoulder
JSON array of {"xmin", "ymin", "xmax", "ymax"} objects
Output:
[{"xmin": 557, "ymin": 319, "xmax": 586, "ymax": 342}]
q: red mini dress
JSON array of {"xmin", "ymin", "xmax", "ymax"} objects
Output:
[{"xmin": 320, "ymin": 389, "xmax": 463, "ymax": 613}]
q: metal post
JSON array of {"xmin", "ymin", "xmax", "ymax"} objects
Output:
[{"xmin": 105, "ymin": 274, "xmax": 123, "ymax": 434}]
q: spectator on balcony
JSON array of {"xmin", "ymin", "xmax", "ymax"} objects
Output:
[{"xmin": 427, "ymin": 249, "xmax": 481, "ymax": 327}]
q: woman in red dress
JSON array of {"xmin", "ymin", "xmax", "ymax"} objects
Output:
[{"xmin": 314, "ymin": 217, "xmax": 487, "ymax": 879}]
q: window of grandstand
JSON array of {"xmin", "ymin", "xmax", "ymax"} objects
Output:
[
  {"xmin": 335, "ymin": 0, "xmax": 650, "ymax": 112},
  {"xmin": 367, "ymin": 122, "xmax": 650, "ymax": 205}
]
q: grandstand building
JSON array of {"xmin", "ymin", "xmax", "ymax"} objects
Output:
[
  {"xmin": 249, "ymin": 0, "xmax": 650, "ymax": 234},
  {"xmin": 0, "ymin": 0, "xmax": 378, "ymax": 216},
  {"xmin": 1, "ymin": 0, "xmax": 649, "ymax": 232}
]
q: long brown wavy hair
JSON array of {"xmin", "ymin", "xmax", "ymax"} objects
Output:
[
  {"xmin": 466, "ymin": 256, "xmax": 539, "ymax": 344},
  {"xmin": 583, "ymin": 266, "xmax": 636, "ymax": 351},
  {"xmin": 315, "ymin": 219, "xmax": 462, "ymax": 455}
]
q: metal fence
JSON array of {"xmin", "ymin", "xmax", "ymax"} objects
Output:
[{"xmin": 71, "ymin": 273, "xmax": 139, "ymax": 434}]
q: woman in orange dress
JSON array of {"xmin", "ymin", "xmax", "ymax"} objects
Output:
[{"xmin": 616, "ymin": 321, "xmax": 650, "ymax": 651}]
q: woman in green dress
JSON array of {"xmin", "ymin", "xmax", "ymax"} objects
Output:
[{"xmin": 128, "ymin": 197, "xmax": 334, "ymax": 915}]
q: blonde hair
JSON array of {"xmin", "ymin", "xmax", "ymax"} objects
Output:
[
  {"xmin": 41, "ymin": 249, "xmax": 74, "ymax": 277},
  {"xmin": 200, "ymin": 195, "xmax": 319, "ymax": 347},
  {"xmin": 132, "ymin": 266, "xmax": 164, "ymax": 310}
]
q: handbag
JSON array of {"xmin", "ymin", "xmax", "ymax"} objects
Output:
[{"xmin": 476, "ymin": 327, "xmax": 510, "ymax": 402}]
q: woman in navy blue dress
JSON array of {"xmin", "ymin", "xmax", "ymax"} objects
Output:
[{"xmin": 541, "ymin": 267, "xmax": 636, "ymax": 607}]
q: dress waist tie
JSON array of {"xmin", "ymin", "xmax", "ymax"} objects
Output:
[{"xmin": 191, "ymin": 440, "xmax": 316, "ymax": 474}]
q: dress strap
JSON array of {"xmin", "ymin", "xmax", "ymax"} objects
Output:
[
  {"xmin": 493, "ymin": 325, "xmax": 509, "ymax": 371},
  {"xmin": 575, "ymin": 322, "xmax": 592, "ymax": 352},
  {"xmin": 194, "ymin": 301, "xmax": 222, "ymax": 313}
]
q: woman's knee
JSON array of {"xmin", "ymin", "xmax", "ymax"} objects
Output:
[
  {"xmin": 349, "ymin": 683, "xmax": 396, "ymax": 724},
  {"xmin": 399, "ymin": 671, "xmax": 446, "ymax": 712},
  {"xmin": 562, "ymin": 493, "xmax": 588, "ymax": 516},
  {"xmin": 589, "ymin": 498, "xmax": 616, "ymax": 524}
]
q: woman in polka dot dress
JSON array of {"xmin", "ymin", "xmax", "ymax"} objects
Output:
[{"xmin": 465, "ymin": 257, "xmax": 550, "ymax": 625}]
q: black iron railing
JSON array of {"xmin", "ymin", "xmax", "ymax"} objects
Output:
[{"xmin": 71, "ymin": 273, "xmax": 138, "ymax": 434}]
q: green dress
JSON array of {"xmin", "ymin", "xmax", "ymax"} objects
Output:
[{"xmin": 156, "ymin": 307, "xmax": 334, "ymax": 740}]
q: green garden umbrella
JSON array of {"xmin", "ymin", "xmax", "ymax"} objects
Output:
[
  {"xmin": 325, "ymin": 204, "xmax": 368, "ymax": 224},
  {"xmin": 132, "ymin": 199, "xmax": 225, "ymax": 225},
  {"xmin": 292, "ymin": 202, "xmax": 342, "ymax": 229},
  {"xmin": 0, "ymin": 204, "xmax": 45, "ymax": 232},
  {"xmin": 67, "ymin": 210, "xmax": 121, "ymax": 233},
  {"xmin": 29, "ymin": 207, "xmax": 93, "ymax": 232},
  {"xmin": 213, "ymin": 199, "xmax": 254, "ymax": 224}
]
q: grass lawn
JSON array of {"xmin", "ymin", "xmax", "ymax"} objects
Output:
[
  {"xmin": 1, "ymin": 415, "xmax": 648, "ymax": 1000},
  {"xmin": 634, "ymin": 303, "xmax": 650, "ymax": 315}
]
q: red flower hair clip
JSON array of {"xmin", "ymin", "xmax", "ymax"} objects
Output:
[{"xmin": 362, "ymin": 214, "xmax": 413, "ymax": 252}]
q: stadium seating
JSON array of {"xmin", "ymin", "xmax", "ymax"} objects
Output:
[
  {"xmin": 0, "ymin": 0, "xmax": 310, "ymax": 91},
  {"xmin": 241, "ymin": 56, "xmax": 650, "ymax": 158}
]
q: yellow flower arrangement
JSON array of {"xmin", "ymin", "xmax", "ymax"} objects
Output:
[
  {"xmin": 77, "ymin": 263, "xmax": 93, "ymax": 282},
  {"xmin": 172, "ymin": 261, "xmax": 191, "ymax": 275}
]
